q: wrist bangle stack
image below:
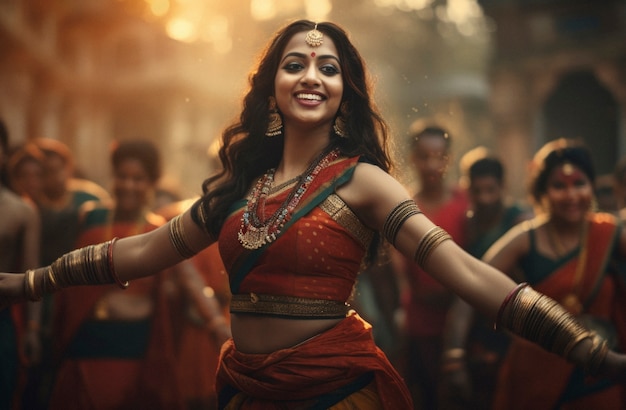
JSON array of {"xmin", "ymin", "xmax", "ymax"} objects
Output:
[
  {"xmin": 23, "ymin": 238, "xmax": 129, "ymax": 302},
  {"xmin": 495, "ymin": 284, "xmax": 609, "ymax": 375}
]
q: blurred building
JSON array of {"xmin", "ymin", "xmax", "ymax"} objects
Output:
[
  {"xmin": 1, "ymin": 0, "xmax": 624, "ymax": 201},
  {"xmin": 0, "ymin": 0, "xmax": 241, "ymax": 196},
  {"xmin": 478, "ymin": 0, "xmax": 626, "ymax": 199}
]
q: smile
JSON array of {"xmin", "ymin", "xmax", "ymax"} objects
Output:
[{"xmin": 296, "ymin": 93, "xmax": 324, "ymax": 101}]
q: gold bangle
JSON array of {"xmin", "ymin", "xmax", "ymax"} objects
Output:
[
  {"xmin": 442, "ymin": 348, "xmax": 466, "ymax": 362},
  {"xmin": 585, "ymin": 332, "xmax": 609, "ymax": 376},
  {"xmin": 496, "ymin": 285, "xmax": 605, "ymax": 366},
  {"xmin": 48, "ymin": 239, "xmax": 129, "ymax": 289},
  {"xmin": 107, "ymin": 238, "xmax": 128, "ymax": 289},
  {"xmin": 414, "ymin": 226, "xmax": 452, "ymax": 267},
  {"xmin": 45, "ymin": 266, "xmax": 60, "ymax": 293},
  {"xmin": 382, "ymin": 200, "xmax": 422, "ymax": 246},
  {"xmin": 24, "ymin": 270, "xmax": 42, "ymax": 302},
  {"xmin": 169, "ymin": 214, "xmax": 198, "ymax": 259}
]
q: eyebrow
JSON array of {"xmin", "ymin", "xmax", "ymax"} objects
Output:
[{"xmin": 280, "ymin": 52, "xmax": 340, "ymax": 64}]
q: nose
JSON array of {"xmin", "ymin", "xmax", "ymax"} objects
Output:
[
  {"xmin": 564, "ymin": 185, "xmax": 579, "ymax": 199},
  {"xmin": 301, "ymin": 64, "xmax": 321, "ymax": 87}
]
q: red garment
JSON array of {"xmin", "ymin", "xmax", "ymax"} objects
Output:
[
  {"xmin": 217, "ymin": 312, "xmax": 412, "ymax": 409},
  {"xmin": 400, "ymin": 187, "xmax": 468, "ymax": 337},
  {"xmin": 493, "ymin": 213, "xmax": 626, "ymax": 409},
  {"xmin": 214, "ymin": 155, "xmax": 412, "ymax": 407},
  {"xmin": 219, "ymin": 155, "xmax": 365, "ymax": 299},
  {"xmin": 49, "ymin": 209, "xmax": 184, "ymax": 410},
  {"xmin": 176, "ymin": 243, "xmax": 231, "ymax": 407}
]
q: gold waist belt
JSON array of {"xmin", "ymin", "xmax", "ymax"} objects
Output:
[{"xmin": 230, "ymin": 293, "xmax": 350, "ymax": 319}]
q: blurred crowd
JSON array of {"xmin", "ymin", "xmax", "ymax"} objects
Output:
[{"xmin": 2, "ymin": 117, "xmax": 626, "ymax": 410}]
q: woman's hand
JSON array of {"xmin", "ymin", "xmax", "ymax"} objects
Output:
[
  {"xmin": 0, "ymin": 273, "xmax": 26, "ymax": 310},
  {"xmin": 598, "ymin": 350, "xmax": 626, "ymax": 382}
]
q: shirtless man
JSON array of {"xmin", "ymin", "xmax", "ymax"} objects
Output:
[{"xmin": 0, "ymin": 121, "xmax": 41, "ymax": 409}]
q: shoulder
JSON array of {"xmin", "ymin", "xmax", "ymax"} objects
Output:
[
  {"xmin": 336, "ymin": 161, "xmax": 412, "ymax": 220},
  {"xmin": 0, "ymin": 189, "xmax": 37, "ymax": 217},
  {"xmin": 68, "ymin": 178, "xmax": 111, "ymax": 204},
  {"xmin": 488, "ymin": 217, "xmax": 538, "ymax": 256},
  {"xmin": 348, "ymin": 161, "xmax": 401, "ymax": 197},
  {"xmin": 589, "ymin": 211, "xmax": 619, "ymax": 227},
  {"xmin": 145, "ymin": 211, "xmax": 167, "ymax": 228},
  {"xmin": 80, "ymin": 202, "xmax": 112, "ymax": 227}
]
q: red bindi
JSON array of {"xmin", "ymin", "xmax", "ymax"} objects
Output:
[
  {"xmin": 310, "ymin": 52, "xmax": 316, "ymax": 58},
  {"xmin": 554, "ymin": 164, "xmax": 584, "ymax": 185}
]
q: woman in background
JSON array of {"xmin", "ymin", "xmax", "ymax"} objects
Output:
[
  {"xmin": 485, "ymin": 139, "xmax": 626, "ymax": 409},
  {"xmin": 49, "ymin": 140, "xmax": 185, "ymax": 410}
]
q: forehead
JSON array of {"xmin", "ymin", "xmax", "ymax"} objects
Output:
[
  {"xmin": 548, "ymin": 163, "xmax": 588, "ymax": 180},
  {"xmin": 281, "ymin": 31, "xmax": 339, "ymax": 59},
  {"xmin": 471, "ymin": 174, "xmax": 500, "ymax": 186},
  {"xmin": 414, "ymin": 136, "xmax": 448, "ymax": 153}
]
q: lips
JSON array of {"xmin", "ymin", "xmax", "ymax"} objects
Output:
[{"xmin": 295, "ymin": 92, "xmax": 325, "ymax": 101}]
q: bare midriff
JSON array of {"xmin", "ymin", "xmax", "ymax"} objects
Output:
[
  {"xmin": 231, "ymin": 314, "xmax": 343, "ymax": 354},
  {"xmin": 91, "ymin": 292, "xmax": 153, "ymax": 321}
]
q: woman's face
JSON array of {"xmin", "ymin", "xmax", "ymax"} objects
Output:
[
  {"xmin": 274, "ymin": 31, "xmax": 343, "ymax": 132},
  {"xmin": 113, "ymin": 158, "xmax": 154, "ymax": 215},
  {"xmin": 543, "ymin": 162, "xmax": 593, "ymax": 223},
  {"xmin": 411, "ymin": 135, "xmax": 450, "ymax": 188},
  {"xmin": 42, "ymin": 154, "xmax": 70, "ymax": 199},
  {"xmin": 12, "ymin": 159, "xmax": 43, "ymax": 201}
]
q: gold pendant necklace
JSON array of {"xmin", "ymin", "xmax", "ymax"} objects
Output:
[{"xmin": 238, "ymin": 148, "xmax": 339, "ymax": 250}]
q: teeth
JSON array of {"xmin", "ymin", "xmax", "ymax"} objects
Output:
[{"xmin": 296, "ymin": 93, "xmax": 322, "ymax": 101}]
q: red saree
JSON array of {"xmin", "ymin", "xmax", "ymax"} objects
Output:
[
  {"xmin": 215, "ymin": 155, "xmax": 413, "ymax": 409},
  {"xmin": 49, "ymin": 208, "xmax": 184, "ymax": 410},
  {"xmin": 217, "ymin": 312, "xmax": 411, "ymax": 409},
  {"xmin": 493, "ymin": 213, "xmax": 626, "ymax": 409}
]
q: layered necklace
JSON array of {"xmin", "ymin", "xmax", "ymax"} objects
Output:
[{"xmin": 238, "ymin": 147, "xmax": 339, "ymax": 250}]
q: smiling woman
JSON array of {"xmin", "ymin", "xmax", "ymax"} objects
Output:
[
  {"xmin": 46, "ymin": 140, "xmax": 186, "ymax": 409},
  {"xmin": 481, "ymin": 139, "xmax": 626, "ymax": 409}
]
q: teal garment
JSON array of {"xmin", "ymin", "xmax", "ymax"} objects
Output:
[
  {"xmin": 0, "ymin": 309, "xmax": 18, "ymax": 409},
  {"xmin": 39, "ymin": 189, "xmax": 104, "ymax": 266},
  {"xmin": 519, "ymin": 227, "xmax": 581, "ymax": 286},
  {"xmin": 460, "ymin": 204, "xmax": 526, "ymax": 409}
]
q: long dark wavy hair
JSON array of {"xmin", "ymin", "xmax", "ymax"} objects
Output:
[{"xmin": 198, "ymin": 20, "xmax": 390, "ymax": 243}]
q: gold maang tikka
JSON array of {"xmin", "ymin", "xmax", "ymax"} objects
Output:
[{"xmin": 305, "ymin": 24, "xmax": 323, "ymax": 47}]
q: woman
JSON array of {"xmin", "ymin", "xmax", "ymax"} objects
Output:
[
  {"xmin": 48, "ymin": 140, "xmax": 185, "ymax": 410},
  {"xmin": 485, "ymin": 139, "xmax": 626, "ymax": 409},
  {"xmin": 393, "ymin": 124, "xmax": 469, "ymax": 408},
  {"xmin": 0, "ymin": 21, "xmax": 625, "ymax": 409}
]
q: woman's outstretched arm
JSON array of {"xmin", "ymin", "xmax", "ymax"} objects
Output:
[
  {"xmin": 0, "ymin": 208, "xmax": 214, "ymax": 307},
  {"xmin": 339, "ymin": 163, "xmax": 626, "ymax": 380}
]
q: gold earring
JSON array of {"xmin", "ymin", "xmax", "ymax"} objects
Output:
[
  {"xmin": 265, "ymin": 96, "xmax": 283, "ymax": 137},
  {"xmin": 333, "ymin": 102, "xmax": 348, "ymax": 138}
]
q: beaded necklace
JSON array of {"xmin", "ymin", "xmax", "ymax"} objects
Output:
[{"xmin": 238, "ymin": 148, "xmax": 340, "ymax": 249}]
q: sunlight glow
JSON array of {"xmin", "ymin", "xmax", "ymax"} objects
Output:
[
  {"xmin": 251, "ymin": 0, "xmax": 277, "ymax": 21},
  {"xmin": 305, "ymin": 0, "xmax": 332, "ymax": 21},
  {"xmin": 147, "ymin": 0, "xmax": 170, "ymax": 17},
  {"xmin": 166, "ymin": 18, "xmax": 197, "ymax": 42}
]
